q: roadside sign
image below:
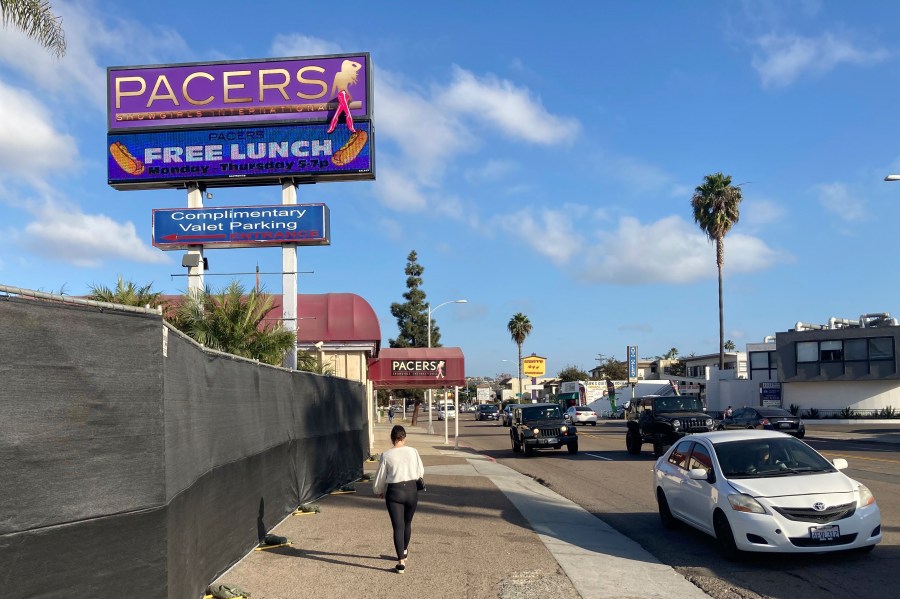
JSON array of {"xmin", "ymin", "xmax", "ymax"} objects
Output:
[
  {"xmin": 522, "ymin": 355, "xmax": 546, "ymax": 377},
  {"xmin": 152, "ymin": 203, "xmax": 329, "ymax": 250},
  {"xmin": 759, "ymin": 382, "xmax": 783, "ymax": 407},
  {"xmin": 628, "ymin": 345, "xmax": 638, "ymax": 382}
]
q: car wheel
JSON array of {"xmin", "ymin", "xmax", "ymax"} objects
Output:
[
  {"xmin": 591, "ymin": 422, "xmax": 597, "ymax": 426},
  {"xmin": 713, "ymin": 511, "xmax": 740, "ymax": 561},
  {"xmin": 567, "ymin": 440, "xmax": 578, "ymax": 454},
  {"xmin": 625, "ymin": 430, "xmax": 641, "ymax": 455},
  {"xmin": 716, "ymin": 424, "xmax": 725, "ymax": 431},
  {"xmin": 653, "ymin": 437, "xmax": 665, "ymax": 458},
  {"xmin": 797, "ymin": 430, "xmax": 805, "ymax": 439},
  {"xmin": 511, "ymin": 434, "xmax": 520, "ymax": 453},
  {"xmin": 656, "ymin": 488, "xmax": 677, "ymax": 529}
]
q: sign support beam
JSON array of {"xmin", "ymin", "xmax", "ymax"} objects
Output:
[
  {"xmin": 282, "ymin": 181, "xmax": 298, "ymax": 370},
  {"xmin": 186, "ymin": 183, "xmax": 205, "ymax": 293}
]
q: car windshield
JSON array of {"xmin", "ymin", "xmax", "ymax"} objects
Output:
[
  {"xmin": 654, "ymin": 397, "xmax": 704, "ymax": 412},
  {"xmin": 522, "ymin": 406, "xmax": 562, "ymax": 420},
  {"xmin": 480, "ymin": 405, "xmax": 498, "ymax": 412},
  {"xmin": 714, "ymin": 437, "xmax": 837, "ymax": 478}
]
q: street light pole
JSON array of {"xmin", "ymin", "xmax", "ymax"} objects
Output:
[{"xmin": 427, "ymin": 298, "xmax": 467, "ymax": 436}]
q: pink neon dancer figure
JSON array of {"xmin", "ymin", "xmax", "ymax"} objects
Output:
[
  {"xmin": 437, "ymin": 361, "xmax": 445, "ymax": 379},
  {"xmin": 327, "ymin": 89, "xmax": 356, "ymax": 134}
]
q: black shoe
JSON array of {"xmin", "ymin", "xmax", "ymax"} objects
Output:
[{"xmin": 395, "ymin": 564, "xmax": 406, "ymax": 574}]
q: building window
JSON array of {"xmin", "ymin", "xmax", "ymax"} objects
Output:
[
  {"xmin": 870, "ymin": 337, "xmax": 894, "ymax": 360},
  {"xmin": 797, "ymin": 342, "xmax": 818, "ymax": 363},
  {"xmin": 845, "ymin": 339, "xmax": 867, "ymax": 361},
  {"xmin": 820, "ymin": 340, "xmax": 843, "ymax": 362},
  {"xmin": 749, "ymin": 350, "xmax": 777, "ymax": 379}
]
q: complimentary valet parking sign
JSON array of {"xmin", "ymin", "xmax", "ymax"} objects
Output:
[{"xmin": 152, "ymin": 203, "xmax": 330, "ymax": 250}]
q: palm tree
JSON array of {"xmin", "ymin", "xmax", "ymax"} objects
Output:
[
  {"xmin": 507, "ymin": 313, "xmax": 532, "ymax": 400},
  {"xmin": 691, "ymin": 172, "xmax": 743, "ymax": 370},
  {"xmin": 88, "ymin": 276, "xmax": 165, "ymax": 310},
  {"xmin": 1, "ymin": 0, "xmax": 67, "ymax": 57},
  {"xmin": 169, "ymin": 280, "xmax": 297, "ymax": 366}
]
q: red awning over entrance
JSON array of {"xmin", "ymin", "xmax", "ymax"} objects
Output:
[{"xmin": 367, "ymin": 348, "xmax": 465, "ymax": 388}]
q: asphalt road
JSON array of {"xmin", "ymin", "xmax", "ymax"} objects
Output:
[{"xmin": 455, "ymin": 414, "xmax": 900, "ymax": 599}]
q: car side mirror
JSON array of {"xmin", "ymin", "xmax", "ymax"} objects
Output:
[
  {"xmin": 688, "ymin": 468, "xmax": 710, "ymax": 481},
  {"xmin": 832, "ymin": 458, "xmax": 848, "ymax": 470}
]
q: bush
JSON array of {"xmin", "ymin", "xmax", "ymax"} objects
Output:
[
  {"xmin": 839, "ymin": 406, "xmax": 857, "ymax": 419},
  {"xmin": 789, "ymin": 403, "xmax": 800, "ymax": 416},
  {"xmin": 804, "ymin": 408, "xmax": 820, "ymax": 419},
  {"xmin": 879, "ymin": 406, "xmax": 896, "ymax": 418}
]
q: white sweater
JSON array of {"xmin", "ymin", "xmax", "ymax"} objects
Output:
[{"xmin": 373, "ymin": 445, "xmax": 425, "ymax": 495}]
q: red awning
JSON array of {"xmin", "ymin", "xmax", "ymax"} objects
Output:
[
  {"xmin": 267, "ymin": 293, "xmax": 380, "ymax": 348},
  {"xmin": 367, "ymin": 348, "xmax": 465, "ymax": 388}
]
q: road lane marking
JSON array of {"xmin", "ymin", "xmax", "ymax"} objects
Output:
[
  {"xmin": 584, "ymin": 453, "xmax": 612, "ymax": 460},
  {"xmin": 819, "ymin": 451, "xmax": 900, "ymax": 465}
]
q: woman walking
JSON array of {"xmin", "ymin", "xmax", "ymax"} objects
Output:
[{"xmin": 373, "ymin": 425, "xmax": 424, "ymax": 574}]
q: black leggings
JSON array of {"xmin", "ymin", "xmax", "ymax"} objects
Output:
[{"xmin": 385, "ymin": 481, "xmax": 418, "ymax": 560}]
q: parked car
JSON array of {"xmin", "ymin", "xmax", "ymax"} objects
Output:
[
  {"xmin": 565, "ymin": 405, "xmax": 598, "ymax": 426},
  {"xmin": 717, "ymin": 406, "xmax": 805, "ymax": 438},
  {"xmin": 653, "ymin": 430, "xmax": 881, "ymax": 560},
  {"xmin": 475, "ymin": 404, "xmax": 499, "ymax": 421}
]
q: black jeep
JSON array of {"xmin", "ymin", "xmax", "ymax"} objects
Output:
[
  {"xmin": 625, "ymin": 395, "xmax": 713, "ymax": 457},
  {"xmin": 510, "ymin": 403, "xmax": 578, "ymax": 456}
]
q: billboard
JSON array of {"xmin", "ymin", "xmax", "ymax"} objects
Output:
[
  {"xmin": 108, "ymin": 121, "xmax": 373, "ymax": 189},
  {"xmin": 522, "ymin": 355, "xmax": 546, "ymax": 377},
  {"xmin": 107, "ymin": 54, "xmax": 372, "ymax": 131},
  {"xmin": 152, "ymin": 203, "xmax": 330, "ymax": 250}
]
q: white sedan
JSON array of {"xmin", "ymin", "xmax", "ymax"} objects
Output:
[
  {"xmin": 565, "ymin": 405, "xmax": 598, "ymax": 425},
  {"xmin": 652, "ymin": 430, "xmax": 881, "ymax": 560}
]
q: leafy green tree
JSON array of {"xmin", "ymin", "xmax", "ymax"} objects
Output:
[
  {"xmin": 596, "ymin": 357, "xmax": 627, "ymax": 380},
  {"xmin": 389, "ymin": 251, "xmax": 431, "ymax": 423},
  {"xmin": 507, "ymin": 313, "xmax": 532, "ymax": 398},
  {"xmin": 169, "ymin": 281, "xmax": 296, "ymax": 366},
  {"xmin": 691, "ymin": 172, "xmax": 743, "ymax": 370},
  {"xmin": 0, "ymin": 0, "xmax": 66, "ymax": 57},
  {"xmin": 88, "ymin": 276, "xmax": 166, "ymax": 311},
  {"xmin": 558, "ymin": 365, "xmax": 589, "ymax": 382},
  {"xmin": 724, "ymin": 339, "xmax": 736, "ymax": 351}
]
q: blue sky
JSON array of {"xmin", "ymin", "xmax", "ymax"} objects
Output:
[{"xmin": 2, "ymin": 1, "xmax": 899, "ymax": 378}]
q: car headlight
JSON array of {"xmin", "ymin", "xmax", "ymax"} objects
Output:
[
  {"xmin": 532, "ymin": 427, "xmax": 540, "ymax": 436},
  {"xmin": 672, "ymin": 419, "xmax": 681, "ymax": 430},
  {"xmin": 728, "ymin": 493, "xmax": 767, "ymax": 514},
  {"xmin": 705, "ymin": 418, "xmax": 714, "ymax": 428},
  {"xmin": 560, "ymin": 425, "xmax": 568, "ymax": 433},
  {"xmin": 859, "ymin": 484, "xmax": 876, "ymax": 507}
]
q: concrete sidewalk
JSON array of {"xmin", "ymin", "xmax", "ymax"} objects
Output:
[{"xmin": 211, "ymin": 419, "xmax": 710, "ymax": 599}]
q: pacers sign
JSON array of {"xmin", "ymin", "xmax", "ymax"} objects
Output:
[{"xmin": 522, "ymin": 355, "xmax": 547, "ymax": 378}]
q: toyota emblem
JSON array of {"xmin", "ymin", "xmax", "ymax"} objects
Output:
[{"xmin": 813, "ymin": 502, "xmax": 826, "ymax": 511}]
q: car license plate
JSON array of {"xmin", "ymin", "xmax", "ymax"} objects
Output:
[
  {"xmin": 779, "ymin": 422, "xmax": 792, "ymax": 428},
  {"xmin": 810, "ymin": 525, "xmax": 840, "ymax": 541},
  {"xmin": 539, "ymin": 437, "xmax": 558, "ymax": 445}
]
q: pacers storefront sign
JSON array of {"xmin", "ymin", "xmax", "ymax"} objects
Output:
[{"xmin": 368, "ymin": 348, "xmax": 465, "ymax": 388}]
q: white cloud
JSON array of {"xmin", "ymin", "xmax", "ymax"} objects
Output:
[
  {"xmin": 740, "ymin": 198, "xmax": 787, "ymax": 231},
  {"xmin": 583, "ymin": 215, "xmax": 781, "ymax": 284},
  {"xmin": 0, "ymin": 1, "xmax": 191, "ymax": 112},
  {"xmin": 19, "ymin": 199, "xmax": 166, "ymax": 267},
  {"xmin": 0, "ymin": 82, "xmax": 78, "ymax": 182},
  {"xmin": 752, "ymin": 32, "xmax": 889, "ymax": 88},
  {"xmin": 593, "ymin": 150, "xmax": 684, "ymax": 196},
  {"xmin": 815, "ymin": 182, "xmax": 866, "ymax": 221},
  {"xmin": 437, "ymin": 66, "xmax": 580, "ymax": 144},
  {"xmin": 498, "ymin": 205, "xmax": 588, "ymax": 265},
  {"xmin": 270, "ymin": 34, "xmax": 342, "ymax": 57},
  {"xmin": 372, "ymin": 166, "xmax": 429, "ymax": 211},
  {"xmin": 465, "ymin": 159, "xmax": 518, "ymax": 183}
]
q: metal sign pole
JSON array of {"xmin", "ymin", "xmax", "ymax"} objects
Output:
[
  {"xmin": 282, "ymin": 181, "xmax": 298, "ymax": 370},
  {"xmin": 186, "ymin": 184, "xmax": 205, "ymax": 293}
]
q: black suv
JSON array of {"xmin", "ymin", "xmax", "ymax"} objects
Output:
[
  {"xmin": 510, "ymin": 403, "xmax": 578, "ymax": 456},
  {"xmin": 625, "ymin": 395, "xmax": 713, "ymax": 457}
]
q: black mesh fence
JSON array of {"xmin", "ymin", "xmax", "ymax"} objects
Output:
[{"xmin": 0, "ymin": 293, "xmax": 367, "ymax": 598}]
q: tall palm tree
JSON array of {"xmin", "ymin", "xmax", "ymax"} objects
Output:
[
  {"xmin": 0, "ymin": 0, "xmax": 67, "ymax": 57},
  {"xmin": 169, "ymin": 280, "xmax": 297, "ymax": 366},
  {"xmin": 507, "ymin": 313, "xmax": 532, "ymax": 400},
  {"xmin": 691, "ymin": 172, "xmax": 743, "ymax": 370}
]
